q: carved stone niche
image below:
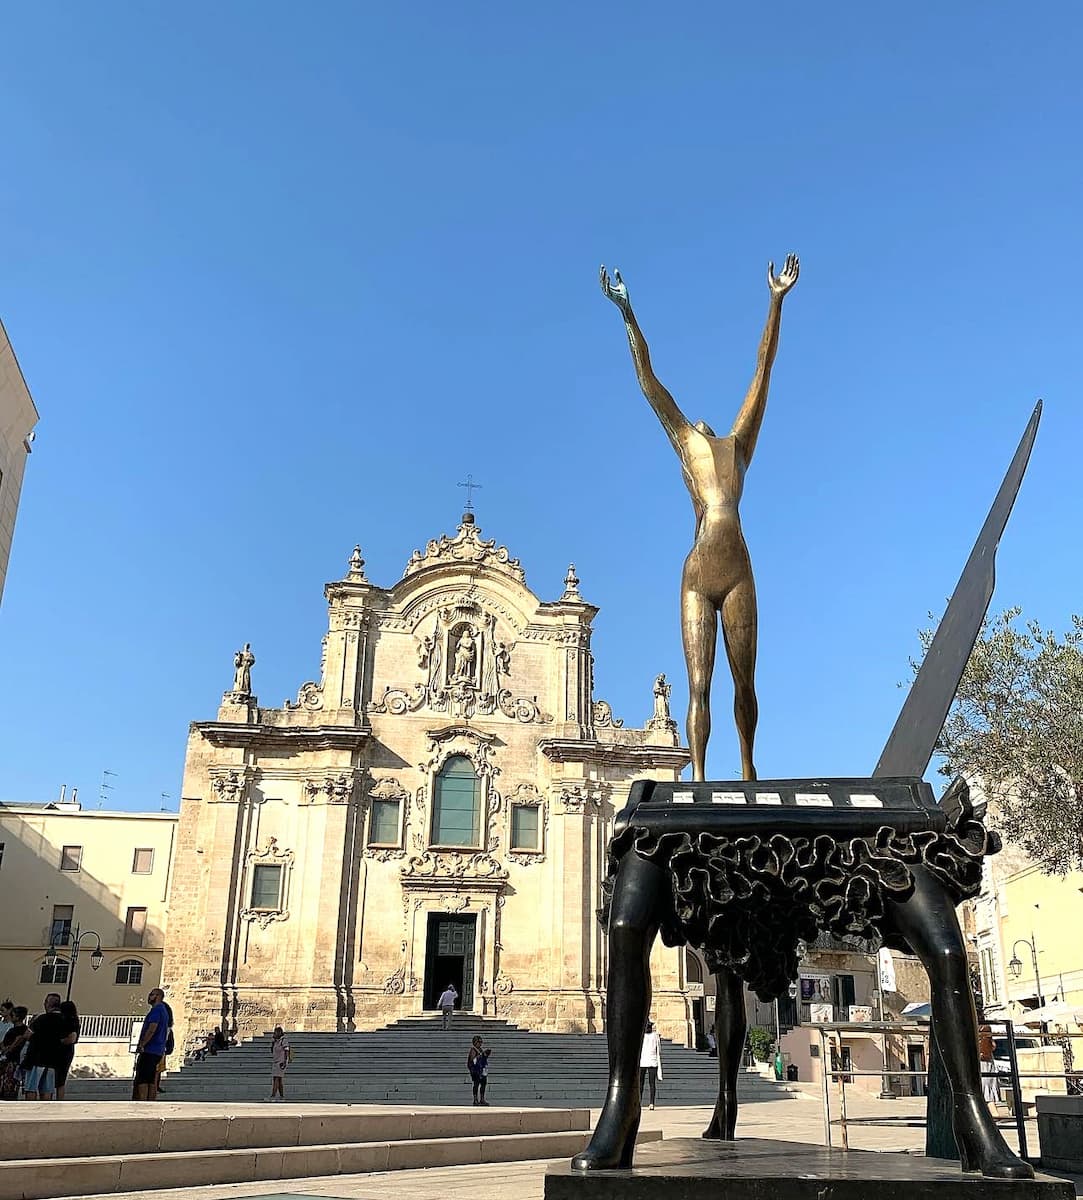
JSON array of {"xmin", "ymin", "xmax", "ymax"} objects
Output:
[
  {"xmin": 239, "ymin": 837, "xmax": 295, "ymax": 930},
  {"xmin": 371, "ymin": 597, "xmax": 551, "ymax": 724}
]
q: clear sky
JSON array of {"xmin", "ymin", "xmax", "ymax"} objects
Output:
[{"xmin": 1, "ymin": 4, "xmax": 1080, "ymax": 810}]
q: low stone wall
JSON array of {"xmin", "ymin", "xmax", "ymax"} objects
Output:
[{"xmin": 1037, "ymin": 1095, "xmax": 1083, "ymax": 1172}]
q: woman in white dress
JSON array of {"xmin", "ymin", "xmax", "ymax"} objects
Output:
[{"xmin": 640, "ymin": 1021, "xmax": 663, "ymax": 1110}]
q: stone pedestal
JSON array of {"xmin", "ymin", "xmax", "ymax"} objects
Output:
[{"xmin": 544, "ymin": 1139, "xmax": 1073, "ymax": 1199}]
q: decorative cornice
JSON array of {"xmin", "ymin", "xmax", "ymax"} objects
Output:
[
  {"xmin": 538, "ymin": 738, "xmax": 691, "ymax": 771},
  {"xmin": 402, "ymin": 518, "xmax": 526, "ymax": 585},
  {"xmin": 195, "ymin": 722, "xmax": 371, "ymax": 751}
]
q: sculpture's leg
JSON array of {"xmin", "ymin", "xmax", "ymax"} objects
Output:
[
  {"xmin": 886, "ymin": 866, "xmax": 1033, "ymax": 1179},
  {"xmin": 681, "ymin": 586, "xmax": 717, "ymax": 782},
  {"xmin": 572, "ymin": 851, "xmax": 665, "ymax": 1170},
  {"xmin": 720, "ymin": 578, "xmax": 758, "ymax": 781},
  {"xmin": 702, "ymin": 967, "xmax": 747, "ymax": 1139}
]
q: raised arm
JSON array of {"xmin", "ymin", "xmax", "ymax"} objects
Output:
[
  {"xmin": 600, "ymin": 266, "xmax": 691, "ymax": 455},
  {"xmin": 730, "ymin": 254, "xmax": 799, "ymax": 464}
]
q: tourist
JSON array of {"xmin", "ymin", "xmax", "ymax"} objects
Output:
[
  {"xmin": 133, "ymin": 988, "xmax": 171, "ymax": 1101},
  {"xmin": 467, "ymin": 1035, "xmax": 491, "ymax": 1106},
  {"xmin": 0, "ymin": 1001, "xmax": 14, "ymax": 1043},
  {"xmin": 23, "ymin": 993, "xmax": 68, "ymax": 1100},
  {"xmin": 55, "ymin": 1001, "xmax": 80, "ymax": 1100},
  {"xmin": 154, "ymin": 999, "xmax": 174, "ymax": 1095},
  {"xmin": 979, "ymin": 1024, "xmax": 1000, "ymax": 1111},
  {"xmin": 0, "ymin": 1007, "xmax": 29, "ymax": 1100},
  {"xmin": 706, "ymin": 1029, "xmax": 718, "ymax": 1057},
  {"xmin": 212, "ymin": 1026, "xmax": 228, "ymax": 1053},
  {"xmin": 437, "ymin": 983, "xmax": 458, "ymax": 1030},
  {"xmin": 270, "ymin": 1026, "xmax": 290, "ymax": 1101},
  {"xmin": 639, "ymin": 1020, "xmax": 662, "ymax": 1110}
]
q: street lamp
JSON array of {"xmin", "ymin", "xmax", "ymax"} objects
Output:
[
  {"xmin": 44, "ymin": 923, "xmax": 103, "ymax": 1002},
  {"xmin": 1008, "ymin": 934, "xmax": 1046, "ymax": 1041}
]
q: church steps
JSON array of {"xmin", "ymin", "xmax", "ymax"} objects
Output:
[{"xmin": 0, "ymin": 1118, "xmax": 650, "ymax": 1200}]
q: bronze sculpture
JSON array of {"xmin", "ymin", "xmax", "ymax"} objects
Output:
[
  {"xmin": 572, "ymin": 258, "xmax": 1042, "ymax": 1184},
  {"xmin": 600, "ymin": 256, "xmax": 799, "ymax": 782}
]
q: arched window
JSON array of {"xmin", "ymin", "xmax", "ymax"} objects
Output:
[
  {"xmin": 115, "ymin": 959, "xmax": 144, "ymax": 986},
  {"xmin": 432, "ymin": 756, "xmax": 481, "ymax": 848}
]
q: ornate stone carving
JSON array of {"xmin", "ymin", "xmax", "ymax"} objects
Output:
[
  {"xmin": 229, "ymin": 643, "xmax": 255, "ymax": 699},
  {"xmin": 507, "ymin": 783, "xmax": 548, "ymax": 864},
  {"xmin": 304, "ymin": 773, "xmax": 355, "ymax": 805},
  {"xmin": 366, "ymin": 777, "xmax": 408, "ymax": 860},
  {"xmin": 370, "ymin": 683, "xmax": 427, "ymax": 715},
  {"xmin": 210, "ymin": 769, "xmax": 247, "ymax": 805},
  {"xmin": 401, "ymin": 850, "xmax": 508, "ymax": 882},
  {"xmin": 593, "ymin": 700, "xmax": 624, "ymax": 729},
  {"xmin": 239, "ymin": 837, "xmax": 294, "ymax": 928},
  {"xmin": 383, "ymin": 964, "xmax": 406, "ymax": 995},
  {"xmin": 295, "ymin": 680, "xmax": 324, "ymax": 710},
  {"xmin": 561, "ymin": 563, "xmax": 581, "ymax": 600},
  {"xmin": 557, "ymin": 785, "xmax": 599, "ymax": 816},
  {"xmin": 347, "ymin": 544, "xmax": 367, "ymax": 580},
  {"xmin": 403, "ymin": 517, "xmax": 526, "ymax": 584},
  {"xmin": 494, "ymin": 974, "xmax": 514, "ymax": 995}
]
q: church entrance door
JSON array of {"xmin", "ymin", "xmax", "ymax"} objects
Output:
[{"xmin": 423, "ymin": 913, "xmax": 476, "ymax": 1012}]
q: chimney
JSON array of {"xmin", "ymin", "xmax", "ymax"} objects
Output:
[
  {"xmin": 70, "ymin": 788, "xmax": 79, "ymax": 806},
  {"xmin": 59, "ymin": 784, "xmax": 66, "ymax": 803}
]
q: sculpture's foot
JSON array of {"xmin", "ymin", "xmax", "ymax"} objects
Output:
[
  {"xmin": 701, "ymin": 1095, "xmax": 737, "ymax": 1140},
  {"xmin": 956, "ymin": 1105, "xmax": 1034, "ymax": 1179},
  {"xmin": 571, "ymin": 1100, "xmax": 640, "ymax": 1170}
]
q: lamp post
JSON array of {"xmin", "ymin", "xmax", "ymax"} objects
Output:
[
  {"xmin": 44, "ymin": 924, "xmax": 103, "ymax": 1002},
  {"xmin": 1008, "ymin": 934, "xmax": 1045, "ymax": 1041}
]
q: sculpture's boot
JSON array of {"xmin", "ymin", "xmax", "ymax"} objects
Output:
[
  {"xmin": 701, "ymin": 1084, "xmax": 738, "ymax": 1140},
  {"xmin": 702, "ymin": 967, "xmax": 745, "ymax": 1140},
  {"xmin": 571, "ymin": 1087, "xmax": 640, "ymax": 1170},
  {"xmin": 955, "ymin": 1098, "xmax": 1034, "ymax": 1179}
]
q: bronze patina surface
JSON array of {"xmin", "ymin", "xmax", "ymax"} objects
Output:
[{"xmin": 600, "ymin": 257, "xmax": 799, "ymax": 781}]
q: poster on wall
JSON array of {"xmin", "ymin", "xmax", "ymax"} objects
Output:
[
  {"xmin": 800, "ymin": 975, "xmax": 832, "ymax": 1004},
  {"xmin": 809, "ymin": 1003, "xmax": 835, "ymax": 1023},
  {"xmin": 848, "ymin": 1005, "xmax": 874, "ymax": 1023}
]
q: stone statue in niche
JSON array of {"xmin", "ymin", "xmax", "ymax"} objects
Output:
[
  {"xmin": 452, "ymin": 627, "xmax": 478, "ymax": 684},
  {"xmin": 652, "ymin": 674, "xmax": 671, "ymax": 722},
  {"xmin": 232, "ymin": 644, "xmax": 255, "ymax": 696},
  {"xmin": 495, "ymin": 640, "xmax": 511, "ymax": 677}
]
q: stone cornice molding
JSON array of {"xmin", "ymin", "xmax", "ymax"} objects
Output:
[
  {"xmin": 195, "ymin": 722, "xmax": 371, "ymax": 752},
  {"xmin": 402, "ymin": 518, "xmax": 526, "ymax": 586},
  {"xmin": 538, "ymin": 738, "xmax": 691, "ymax": 771}
]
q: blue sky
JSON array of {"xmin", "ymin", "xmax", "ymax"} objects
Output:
[{"xmin": 1, "ymin": 4, "xmax": 1080, "ymax": 810}]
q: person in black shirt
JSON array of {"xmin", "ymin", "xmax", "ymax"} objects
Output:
[
  {"xmin": 55, "ymin": 1001, "xmax": 81, "ymax": 1100},
  {"xmin": 24, "ymin": 993, "xmax": 67, "ymax": 1100},
  {"xmin": 1, "ymin": 1007, "xmax": 29, "ymax": 1101}
]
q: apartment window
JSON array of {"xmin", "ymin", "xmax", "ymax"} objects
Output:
[
  {"xmin": 115, "ymin": 959, "xmax": 144, "ymax": 986},
  {"xmin": 431, "ymin": 756, "xmax": 481, "ymax": 848},
  {"xmin": 132, "ymin": 847, "xmax": 155, "ymax": 874},
  {"xmin": 60, "ymin": 845, "xmax": 83, "ymax": 872},
  {"xmin": 124, "ymin": 907, "xmax": 147, "ymax": 948},
  {"xmin": 832, "ymin": 974, "xmax": 856, "ymax": 1013},
  {"xmin": 369, "ymin": 800, "xmax": 401, "ymax": 846},
  {"xmin": 40, "ymin": 960, "xmax": 69, "ymax": 985},
  {"xmin": 510, "ymin": 805, "xmax": 540, "ymax": 851},
  {"xmin": 50, "ymin": 905, "xmax": 74, "ymax": 946},
  {"xmin": 250, "ymin": 864, "xmax": 283, "ymax": 910}
]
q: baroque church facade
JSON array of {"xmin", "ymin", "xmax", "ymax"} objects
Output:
[{"xmin": 163, "ymin": 514, "xmax": 691, "ymax": 1054}]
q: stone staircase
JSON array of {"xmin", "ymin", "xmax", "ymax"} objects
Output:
[
  {"xmin": 73, "ymin": 1013, "xmax": 795, "ymax": 1106},
  {"xmin": 0, "ymin": 1102, "xmax": 624, "ymax": 1200}
]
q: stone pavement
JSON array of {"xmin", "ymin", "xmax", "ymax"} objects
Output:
[{"xmin": 67, "ymin": 1091, "xmax": 1083, "ymax": 1200}]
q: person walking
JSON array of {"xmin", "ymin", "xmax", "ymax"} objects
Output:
[
  {"xmin": 133, "ymin": 989, "xmax": 171, "ymax": 1101},
  {"xmin": 23, "ymin": 993, "xmax": 69, "ymax": 1100},
  {"xmin": 55, "ymin": 1001, "xmax": 80, "ymax": 1101},
  {"xmin": 270, "ymin": 1026, "xmax": 290, "ymax": 1101},
  {"xmin": 639, "ymin": 1020, "xmax": 663, "ymax": 1110},
  {"xmin": 437, "ymin": 983, "xmax": 458, "ymax": 1030},
  {"xmin": 467, "ymin": 1035, "xmax": 492, "ymax": 1106},
  {"xmin": 154, "ymin": 1000, "xmax": 174, "ymax": 1095}
]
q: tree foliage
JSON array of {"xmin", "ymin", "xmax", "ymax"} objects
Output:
[{"xmin": 917, "ymin": 608, "xmax": 1083, "ymax": 875}]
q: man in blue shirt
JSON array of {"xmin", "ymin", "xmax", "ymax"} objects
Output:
[{"xmin": 133, "ymin": 988, "xmax": 170, "ymax": 1101}]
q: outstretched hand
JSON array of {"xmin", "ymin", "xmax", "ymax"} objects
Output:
[
  {"xmin": 767, "ymin": 253, "xmax": 800, "ymax": 298},
  {"xmin": 600, "ymin": 264, "xmax": 631, "ymax": 313}
]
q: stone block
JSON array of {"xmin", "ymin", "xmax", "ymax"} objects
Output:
[
  {"xmin": 1037, "ymin": 1094, "xmax": 1083, "ymax": 1172},
  {"xmin": 157, "ymin": 1116, "xmax": 230, "ymax": 1152},
  {"xmin": 481, "ymin": 1132, "xmax": 587, "ymax": 1162},
  {"xmin": 118, "ymin": 1149, "xmax": 259, "ymax": 1191},
  {"xmin": 298, "ymin": 1112, "xmax": 383, "ymax": 1146},
  {"xmin": 251, "ymin": 1149, "xmax": 285, "ymax": 1180},
  {"xmin": 336, "ymin": 1142, "xmax": 392, "ymax": 1173},
  {"xmin": 278, "ymin": 1145, "xmax": 343, "ymax": 1178},
  {"xmin": 386, "ymin": 1135, "xmax": 484, "ymax": 1170},
  {"xmin": 2, "ymin": 1118, "xmax": 159, "ymax": 1160},
  {"xmin": 0, "ymin": 1158, "xmax": 122, "ymax": 1200},
  {"xmin": 225, "ymin": 1113, "xmax": 302, "ymax": 1148}
]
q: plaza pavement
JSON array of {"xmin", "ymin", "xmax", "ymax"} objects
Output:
[{"xmin": 66, "ymin": 1088, "xmax": 1082, "ymax": 1200}]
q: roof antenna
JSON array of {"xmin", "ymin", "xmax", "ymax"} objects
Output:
[{"xmin": 99, "ymin": 769, "xmax": 117, "ymax": 810}]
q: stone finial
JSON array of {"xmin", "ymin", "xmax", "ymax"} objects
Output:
[
  {"xmin": 347, "ymin": 544, "xmax": 367, "ymax": 580},
  {"xmin": 561, "ymin": 563, "xmax": 581, "ymax": 600}
]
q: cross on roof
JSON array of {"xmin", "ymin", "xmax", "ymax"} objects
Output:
[{"xmin": 458, "ymin": 473, "xmax": 483, "ymax": 514}]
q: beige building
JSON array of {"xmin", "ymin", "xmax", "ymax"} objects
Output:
[
  {"xmin": 0, "ymin": 319, "xmax": 39, "ymax": 606},
  {"xmin": 0, "ymin": 796, "xmax": 177, "ymax": 1016},
  {"xmin": 163, "ymin": 515, "xmax": 691, "ymax": 1058}
]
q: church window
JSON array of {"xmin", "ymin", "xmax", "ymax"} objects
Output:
[
  {"xmin": 431, "ymin": 756, "xmax": 481, "ymax": 848},
  {"xmin": 115, "ymin": 959, "xmax": 144, "ymax": 985},
  {"xmin": 250, "ymin": 864, "xmax": 284, "ymax": 910},
  {"xmin": 369, "ymin": 799, "xmax": 401, "ymax": 846},
  {"xmin": 510, "ymin": 805, "xmax": 540, "ymax": 851}
]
